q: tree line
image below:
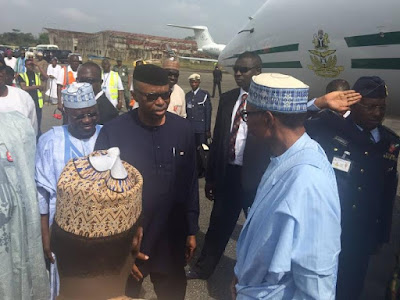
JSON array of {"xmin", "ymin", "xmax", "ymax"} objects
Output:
[{"xmin": 0, "ymin": 29, "xmax": 49, "ymax": 47}]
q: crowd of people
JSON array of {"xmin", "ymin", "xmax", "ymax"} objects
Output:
[{"xmin": 0, "ymin": 48, "xmax": 398, "ymax": 300}]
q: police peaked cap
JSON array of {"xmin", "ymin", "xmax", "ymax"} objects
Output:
[{"xmin": 353, "ymin": 76, "xmax": 388, "ymax": 98}]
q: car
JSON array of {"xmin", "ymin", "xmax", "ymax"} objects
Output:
[{"xmin": 42, "ymin": 50, "xmax": 72, "ymax": 63}]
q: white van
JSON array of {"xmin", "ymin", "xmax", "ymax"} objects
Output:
[{"xmin": 36, "ymin": 44, "xmax": 59, "ymax": 51}]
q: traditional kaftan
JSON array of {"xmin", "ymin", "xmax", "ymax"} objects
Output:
[
  {"xmin": 235, "ymin": 133, "xmax": 341, "ymax": 299},
  {"xmin": 35, "ymin": 125, "xmax": 101, "ymax": 300},
  {"xmin": 0, "ymin": 111, "xmax": 49, "ymax": 300}
]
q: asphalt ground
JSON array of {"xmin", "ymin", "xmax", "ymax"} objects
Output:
[{"xmin": 40, "ymin": 69, "xmax": 400, "ymax": 300}]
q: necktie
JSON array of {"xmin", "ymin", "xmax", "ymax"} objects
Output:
[{"xmin": 229, "ymin": 94, "xmax": 247, "ymax": 162}]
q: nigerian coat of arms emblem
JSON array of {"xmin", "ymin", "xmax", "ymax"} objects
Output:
[{"xmin": 308, "ymin": 30, "xmax": 344, "ymax": 78}]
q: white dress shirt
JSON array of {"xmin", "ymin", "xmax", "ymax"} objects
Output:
[{"xmin": 230, "ymin": 88, "xmax": 248, "ymax": 166}]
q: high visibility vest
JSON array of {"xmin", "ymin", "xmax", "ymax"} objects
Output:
[
  {"xmin": 20, "ymin": 72, "xmax": 43, "ymax": 108},
  {"xmin": 102, "ymin": 71, "xmax": 119, "ymax": 101},
  {"xmin": 62, "ymin": 66, "xmax": 76, "ymax": 89}
]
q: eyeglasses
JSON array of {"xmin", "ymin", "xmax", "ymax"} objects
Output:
[
  {"xmin": 78, "ymin": 77, "xmax": 101, "ymax": 84},
  {"xmin": 233, "ymin": 66, "xmax": 256, "ymax": 74},
  {"xmin": 70, "ymin": 112, "xmax": 98, "ymax": 120},
  {"xmin": 240, "ymin": 109, "xmax": 265, "ymax": 122},
  {"xmin": 356, "ymin": 102, "xmax": 386, "ymax": 112},
  {"xmin": 136, "ymin": 89, "xmax": 172, "ymax": 102},
  {"xmin": 168, "ymin": 71, "xmax": 180, "ymax": 77}
]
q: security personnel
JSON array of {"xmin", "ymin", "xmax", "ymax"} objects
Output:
[
  {"xmin": 18, "ymin": 59, "xmax": 44, "ymax": 134},
  {"xmin": 113, "ymin": 59, "xmax": 130, "ymax": 110},
  {"xmin": 185, "ymin": 73, "xmax": 212, "ymax": 176},
  {"xmin": 305, "ymin": 76, "xmax": 399, "ymax": 300},
  {"xmin": 186, "ymin": 73, "xmax": 212, "ymax": 144}
]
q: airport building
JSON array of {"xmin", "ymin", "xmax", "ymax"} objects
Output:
[{"xmin": 45, "ymin": 28, "xmax": 200, "ymax": 61}]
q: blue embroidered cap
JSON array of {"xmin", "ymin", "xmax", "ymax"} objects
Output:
[
  {"xmin": 248, "ymin": 73, "xmax": 309, "ymax": 113},
  {"xmin": 62, "ymin": 82, "xmax": 96, "ymax": 109}
]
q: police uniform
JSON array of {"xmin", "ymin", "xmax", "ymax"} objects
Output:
[
  {"xmin": 113, "ymin": 63, "xmax": 130, "ymax": 109},
  {"xmin": 305, "ymin": 77, "xmax": 398, "ymax": 300},
  {"xmin": 185, "ymin": 87, "xmax": 212, "ymax": 146}
]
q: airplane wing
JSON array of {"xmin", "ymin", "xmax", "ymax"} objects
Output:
[{"xmin": 178, "ymin": 56, "xmax": 218, "ymax": 63}]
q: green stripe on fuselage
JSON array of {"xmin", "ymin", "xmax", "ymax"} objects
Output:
[
  {"xmin": 352, "ymin": 58, "xmax": 400, "ymax": 70},
  {"xmin": 224, "ymin": 44, "xmax": 299, "ymax": 60},
  {"xmin": 345, "ymin": 32, "xmax": 400, "ymax": 47},
  {"xmin": 226, "ymin": 61, "xmax": 303, "ymax": 69},
  {"xmin": 262, "ymin": 61, "xmax": 303, "ymax": 68}
]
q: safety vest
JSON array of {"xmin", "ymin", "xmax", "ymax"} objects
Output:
[
  {"xmin": 102, "ymin": 71, "xmax": 119, "ymax": 101},
  {"xmin": 20, "ymin": 72, "xmax": 43, "ymax": 108},
  {"xmin": 62, "ymin": 66, "xmax": 76, "ymax": 89}
]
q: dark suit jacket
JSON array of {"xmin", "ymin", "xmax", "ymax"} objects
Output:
[
  {"xmin": 96, "ymin": 93, "xmax": 119, "ymax": 125},
  {"xmin": 206, "ymin": 88, "xmax": 271, "ymax": 204},
  {"xmin": 206, "ymin": 88, "xmax": 240, "ymax": 192}
]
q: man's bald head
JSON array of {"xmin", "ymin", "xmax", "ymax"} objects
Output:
[
  {"xmin": 326, "ymin": 79, "xmax": 350, "ymax": 93},
  {"xmin": 77, "ymin": 62, "xmax": 103, "ymax": 94},
  {"xmin": 68, "ymin": 55, "xmax": 80, "ymax": 72},
  {"xmin": 102, "ymin": 59, "xmax": 111, "ymax": 73}
]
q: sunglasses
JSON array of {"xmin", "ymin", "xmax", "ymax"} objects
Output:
[
  {"xmin": 233, "ymin": 66, "xmax": 256, "ymax": 74},
  {"xmin": 240, "ymin": 109, "xmax": 265, "ymax": 122},
  {"xmin": 78, "ymin": 77, "xmax": 101, "ymax": 84},
  {"xmin": 70, "ymin": 112, "xmax": 98, "ymax": 121},
  {"xmin": 136, "ymin": 89, "xmax": 172, "ymax": 102}
]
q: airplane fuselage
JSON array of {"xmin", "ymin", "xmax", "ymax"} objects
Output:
[
  {"xmin": 201, "ymin": 43, "xmax": 226, "ymax": 58},
  {"xmin": 219, "ymin": 0, "xmax": 400, "ymax": 115}
]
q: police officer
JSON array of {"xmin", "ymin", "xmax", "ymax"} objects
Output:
[
  {"xmin": 306, "ymin": 76, "xmax": 399, "ymax": 300},
  {"xmin": 185, "ymin": 73, "xmax": 212, "ymax": 176},
  {"xmin": 113, "ymin": 59, "xmax": 130, "ymax": 110}
]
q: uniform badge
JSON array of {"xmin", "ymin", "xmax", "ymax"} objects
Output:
[
  {"xmin": 332, "ymin": 156, "xmax": 351, "ymax": 172},
  {"xmin": 388, "ymin": 143, "xmax": 399, "ymax": 153},
  {"xmin": 333, "ymin": 135, "xmax": 349, "ymax": 147}
]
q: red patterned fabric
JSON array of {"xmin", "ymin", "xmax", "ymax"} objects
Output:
[{"xmin": 228, "ymin": 94, "xmax": 247, "ymax": 162}]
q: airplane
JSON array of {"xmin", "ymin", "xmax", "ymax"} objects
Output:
[
  {"xmin": 167, "ymin": 24, "xmax": 225, "ymax": 59},
  {"xmin": 218, "ymin": 0, "xmax": 400, "ymax": 115}
]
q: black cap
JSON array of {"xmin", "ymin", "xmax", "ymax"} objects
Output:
[
  {"xmin": 133, "ymin": 64, "xmax": 168, "ymax": 86},
  {"xmin": 353, "ymin": 76, "xmax": 388, "ymax": 98}
]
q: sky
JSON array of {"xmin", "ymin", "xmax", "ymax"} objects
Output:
[{"xmin": 0, "ymin": 0, "xmax": 266, "ymax": 44}]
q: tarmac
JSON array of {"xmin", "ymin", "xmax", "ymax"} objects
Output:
[{"xmin": 40, "ymin": 69, "xmax": 400, "ymax": 300}]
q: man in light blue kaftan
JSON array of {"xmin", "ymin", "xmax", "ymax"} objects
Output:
[
  {"xmin": 35, "ymin": 83, "xmax": 102, "ymax": 300},
  {"xmin": 0, "ymin": 111, "xmax": 49, "ymax": 300},
  {"xmin": 234, "ymin": 73, "xmax": 341, "ymax": 300}
]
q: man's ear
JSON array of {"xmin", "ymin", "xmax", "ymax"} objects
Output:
[{"xmin": 263, "ymin": 111, "xmax": 274, "ymax": 127}]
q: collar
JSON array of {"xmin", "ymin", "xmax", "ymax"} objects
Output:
[
  {"xmin": 193, "ymin": 88, "xmax": 200, "ymax": 95},
  {"xmin": 67, "ymin": 65, "xmax": 77, "ymax": 73},
  {"xmin": 95, "ymin": 91, "xmax": 104, "ymax": 100},
  {"xmin": 239, "ymin": 88, "xmax": 248, "ymax": 99}
]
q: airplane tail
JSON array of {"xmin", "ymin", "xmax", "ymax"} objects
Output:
[{"xmin": 167, "ymin": 24, "xmax": 215, "ymax": 50}]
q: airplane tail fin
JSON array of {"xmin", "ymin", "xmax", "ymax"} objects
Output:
[{"xmin": 167, "ymin": 24, "xmax": 215, "ymax": 50}]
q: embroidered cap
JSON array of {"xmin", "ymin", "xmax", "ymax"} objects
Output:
[
  {"xmin": 62, "ymin": 82, "xmax": 96, "ymax": 109},
  {"xmin": 162, "ymin": 57, "xmax": 180, "ymax": 70},
  {"xmin": 55, "ymin": 147, "xmax": 143, "ymax": 238},
  {"xmin": 247, "ymin": 73, "xmax": 309, "ymax": 113},
  {"xmin": 188, "ymin": 73, "xmax": 201, "ymax": 81}
]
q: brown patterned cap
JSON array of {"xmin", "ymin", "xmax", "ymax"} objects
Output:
[
  {"xmin": 162, "ymin": 57, "xmax": 180, "ymax": 70},
  {"xmin": 55, "ymin": 148, "xmax": 143, "ymax": 238}
]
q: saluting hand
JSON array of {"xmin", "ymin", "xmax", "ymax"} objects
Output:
[{"xmin": 315, "ymin": 90, "xmax": 361, "ymax": 113}]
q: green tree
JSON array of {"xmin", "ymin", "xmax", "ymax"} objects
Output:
[
  {"xmin": 0, "ymin": 30, "xmax": 48, "ymax": 47},
  {"xmin": 38, "ymin": 32, "xmax": 49, "ymax": 44}
]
